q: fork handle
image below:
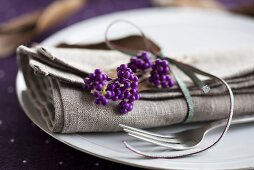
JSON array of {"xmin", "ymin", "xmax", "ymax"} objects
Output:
[{"xmin": 206, "ymin": 114, "xmax": 254, "ymax": 130}]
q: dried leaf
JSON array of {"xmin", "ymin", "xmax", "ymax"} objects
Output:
[
  {"xmin": 57, "ymin": 35, "xmax": 161, "ymax": 54},
  {"xmin": 0, "ymin": 31, "xmax": 35, "ymax": 57},
  {"xmin": 36, "ymin": 0, "xmax": 87, "ymax": 34},
  {"xmin": 152, "ymin": 0, "xmax": 224, "ymax": 10},
  {"xmin": 138, "ymin": 79, "xmax": 156, "ymax": 92},
  {"xmin": 0, "ymin": 10, "xmax": 40, "ymax": 57},
  {"xmin": 105, "ymin": 68, "xmax": 118, "ymax": 79},
  {"xmin": 0, "ymin": 10, "xmax": 41, "ymax": 34},
  {"xmin": 0, "ymin": 0, "xmax": 87, "ymax": 58}
]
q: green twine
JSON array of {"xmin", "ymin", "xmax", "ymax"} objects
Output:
[{"xmin": 159, "ymin": 53, "xmax": 195, "ymax": 123}]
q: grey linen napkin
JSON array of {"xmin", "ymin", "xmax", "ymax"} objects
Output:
[{"xmin": 17, "ymin": 45, "xmax": 254, "ymax": 133}]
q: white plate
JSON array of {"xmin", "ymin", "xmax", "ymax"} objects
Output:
[{"xmin": 16, "ymin": 8, "xmax": 254, "ymax": 169}]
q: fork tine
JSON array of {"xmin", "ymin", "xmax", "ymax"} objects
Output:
[
  {"xmin": 119, "ymin": 124, "xmax": 175, "ymax": 138},
  {"xmin": 123, "ymin": 128, "xmax": 182, "ymax": 144},
  {"xmin": 128, "ymin": 133, "xmax": 188, "ymax": 150}
]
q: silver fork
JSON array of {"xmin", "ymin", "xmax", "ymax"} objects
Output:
[{"xmin": 119, "ymin": 115, "xmax": 254, "ymax": 150}]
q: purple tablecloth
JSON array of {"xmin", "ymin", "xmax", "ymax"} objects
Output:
[{"xmin": 0, "ymin": 0, "xmax": 151, "ymax": 169}]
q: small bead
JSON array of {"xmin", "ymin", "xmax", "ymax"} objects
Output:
[
  {"xmin": 155, "ymin": 59, "xmax": 161, "ymax": 65},
  {"xmin": 129, "ymin": 74, "xmax": 134, "ymax": 81},
  {"xmin": 111, "ymin": 91, "xmax": 115, "ymax": 97},
  {"xmin": 89, "ymin": 73, "xmax": 95, "ymax": 78},
  {"xmin": 161, "ymin": 60, "xmax": 168, "ymax": 67},
  {"xmin": 112, "ymin": 96, "xmax": 119, "ymax": 101},
  {"xmin": 119, "ymin": 101, "xmax": 125, "ymax": 107},
  {"xmin": 102, "ymin": 74, "xmax": 108, "ymax": 80},
  {"xmin": 157, "ymin": 65, "xmax": 164, "ymax": 73},
  {"xmin": 96, "ymin": 84, "xmax": 103, "ymax": 91},
  {"xmin": 102, "ymin": 98, "xmax": 109, "ymax": 105},
  {"xmin": 120, "ymin": 86, "xmax": 126, "ymax": 92},
  {"xmin": 131, "ymin": 81, "xmax": 138, "ymax": 88},
  {"xmin": 164, "ymin": 66, "xmax": 169, "ymax": 73},
  {"xmin": 154, "ymin": 80, "xmax": 161, "ymax": 86},
  {"xmin": 121, "ymin": 109, "xmax": 128, "ymax": 114},
  {"xmin": 169, "ymin": 79, "xmax": 175, "ymax": 87},
  {"xmin": 128, "ymin": 95, "xmax": 135, "ymax": 102},
  {"xmin": 120, "ymin": 64, "xmax": 127, "ymax": 70},
  {"xmin": 117, "ymin": 71, "xmax": 123, "ymax": 77},
  {"xmin": 95, "ymin": 98, "xmax": 101, "ymax": 104},
  {"xmin": 115, "ymin": 89, "xmax": 121, "ymax": 96},
  {"xmin": 123, "ymin": 71, "xmax": 130, "ymax": 79},
  {"xmin": 126, "ymin": 68, "xmax": 132, "ymax": 72},
  {"xmin": 160, "ymin": 75, "xmax": 166, "ymax": 81},
  {"xmin": 122, "ymin": 102, "xmax": 130, "ymax": 110},
  {"xmin": 130, "ymin": 88, "xmax": 137, "ymax": 94},
  {"xmin": 165, "ymin": 75, "xmax": 171, "ymax": 81},
  {"xmin": 93, "ymin": 91, "xmax": 100, "ymax": 97},
  {"xmin": 124, "ymin": 81, "xmax": 131, "ymax": 88},
  {"xmin": 84, "ymin": 77, "xmax": 89, "ymax": 83},
  {"xmin": 107, "ymin": 84, "xmax": 115, "ymax": 90},
  {"xmin": 134, "ymin": 93, "xmax": 140, "ymax": 100},
  {"xmin": 124, "ymin": 91, "xmax": 131, "ymax": 98},
  {"xmin": 144, "ymin": 63, "xmax": 150, "ymax": 68},
  {"xmin": 161, "ymin": 82, "xmax": 168, "ymax": 88},
  {"xmin": 118, "ymin": 78, "xmax": 125, "ymax": 84},
  {"xmin": 130, "ymin": 57, "xmax": 137, "ymax": 63},
  {"xmin": 127, "ymin": 104, "xmax": 133, "ymax": 111},
  {"xmin": 95, "ymin": 69, "xmax": 102, "ymax": 75},
  {"xmin": 118, "ymin": 93, "xmax": 125, "ymax": 100},
  {"xmin": 97, "ymin": 74, "xmax": 104, "ymax": 81},
  {"xmin": 105, "ymin": 91, "xmax": 112, "ymax": 98},
  {"xmin": 133, "ymin": 76, "xmax": 138, "ymax": 82},
  {"xmin": 83, "ymin": 84, "xmax": 89, "ymax": 90}
]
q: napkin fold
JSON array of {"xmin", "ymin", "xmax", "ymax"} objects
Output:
[{"xmin": 17, "ymin": 43, "xmax": 254, "ymax": 133}]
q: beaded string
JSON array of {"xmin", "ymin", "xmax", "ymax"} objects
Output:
[{"xmin": 104, "ymin": 19, "xmax": 234, "ymax": 158}]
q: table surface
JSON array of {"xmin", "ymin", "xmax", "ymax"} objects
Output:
[{"xmin": 0, "ymin": 0, "xmax": 150, "ymax": 169}]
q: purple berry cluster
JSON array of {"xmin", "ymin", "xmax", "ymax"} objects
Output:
[
  {"xmin": 83, "ymin": 69, "xmax": 110, "ymax": 105},
  {"xmin": 107, "ymin": 64, "xmax": 140, "ymax": 114},
  {"xmin": 127, "ymin": 51, "xmax": 152, "ymax": 73},
  {"xmin": 149, "ymin": 59, "xmax": 175, "ymax": 88},
  {"xmin": 128, "ymin": 51, "xmax": 175, "ymax": 88},
  {"xmin": 83, "ymin": 52, "xmax": 175, "ymax": 115},
  {"xmin": 83, "ymin": 65, "xmax": 139, "ymax": 114}
]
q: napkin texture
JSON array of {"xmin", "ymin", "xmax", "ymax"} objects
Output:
[{"xmin": 17, "ymin": 45, "xmax": 254, "ymax": 133}]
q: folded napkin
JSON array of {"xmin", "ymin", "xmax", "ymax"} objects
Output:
[{"xmin": 17, "ymin": 43, "xmax": 254, "ymax": 133}]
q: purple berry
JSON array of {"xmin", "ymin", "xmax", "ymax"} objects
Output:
[
  {"xmin": 129, "ymin": 88, "xmax": 136, "ymax": 94},
  {"xmin": 121, "ymin": 109, "xmax": 128, "ymax": 114},
  {"xmin": 123, "ymin": 71, "xmax": 130, "ymax": 79},
  {"xmin": 93, "ymin": 91, "xmax": 100, "ymax": 97},
  {"xmin": 112, "ymin": 96, "xmax": 119, "ymax": 101},
  {"xmin": 149, "ymin": 59, "xmax": 174, "ymax": 88},
  {"xmin": 128, "ymin": 104, "xmax": 133, "ymax": 111},
  {"xmin": 128, "ymin": 51, "xmax": 152, "ymax": 73},
  {"xmin": 105, "ymin": 91, "xmax": 112, "ymax": 99},
  {"xmin": 84, "ymin": 62, "xmax": 140, "ymax": 115},
  {"xmin": 120, "ymin": 64, "xmax": 128, "ymax": 70},
  {"xmin": 131, "ymin": 81, "xmax": 138, "ymax": 88},
  {"xmin": 128, "ymin": 95, "xmax": 135, "ymax": 102},
  {"xmin": 124, "ymin": 91, "xmax": 131, "ymax": 98},
  {"xmin": 101, "ymin": 98, "xmax": 109, "ymax": 106},
  {"xmin": 133, "ymin": 76, "xmax": 138, "ymax": 81},
  {"xmin": 115, "ymin": 89, "xmax": 121, "ymax": 96},
  {"xmin": 95, "ymin": 69, "xmax": 102, "ymax": 75}
]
